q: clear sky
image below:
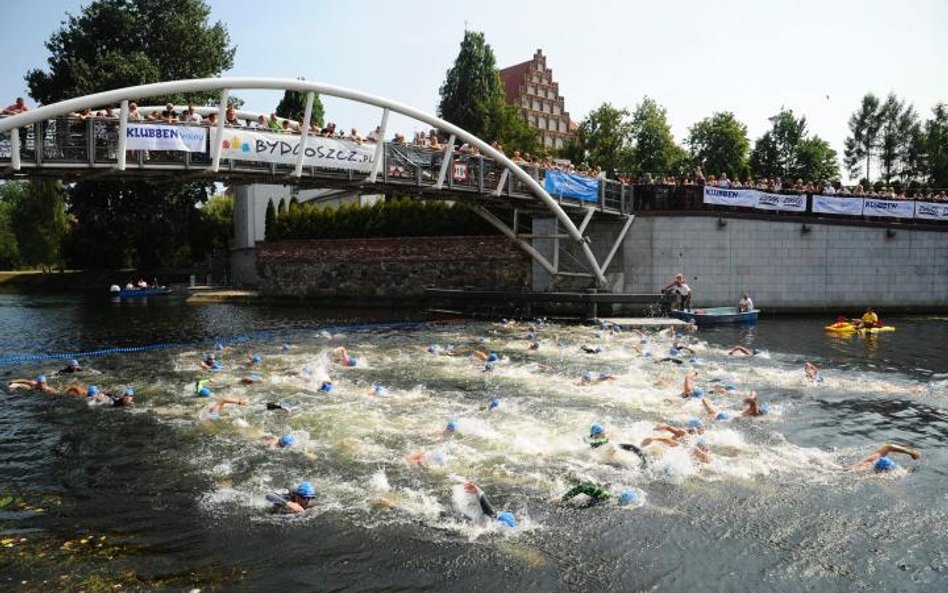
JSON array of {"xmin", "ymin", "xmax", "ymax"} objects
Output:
[{"xmin": 2, "ymin": 0, "xmax": 946, "ymax": 179}]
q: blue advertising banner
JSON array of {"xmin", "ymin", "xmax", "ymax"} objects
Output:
[{"xmin": 544, "ymin": 170, "xmax": 599, "ymax": 202}]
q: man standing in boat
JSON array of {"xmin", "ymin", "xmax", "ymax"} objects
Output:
[{"xmin": 663, "ymin": 273, "xmax": 692, "ymax": 311}]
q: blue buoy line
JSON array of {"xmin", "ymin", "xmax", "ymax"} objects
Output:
[{"xmin": 0, "ymin": 320, "xmax": 429, "ymax": 367}]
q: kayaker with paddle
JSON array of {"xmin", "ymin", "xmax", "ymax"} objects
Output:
[{"xmin": 851, "ymin": 307, "xmax": 879, "ymax": 330}]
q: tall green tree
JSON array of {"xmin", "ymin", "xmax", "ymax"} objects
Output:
[
  {"xmin": 576, "ymin": 103, "xmax": 633, "ymax": 174},
  {"xmin": 795, "ymin": 137, "xmax": 840, "ymax": 183},
  {"xmin": 437, "ymin": 30, "xmax": 537, "ymax": 153},
  {"xmin": 687, "ymin": 111, "xmax": 750, "ymax": 180},
  {"xmin": 877, "ymin": 94, "xmax": 921, "ymax": 183},
  {"xmin": 920, "ymin": 103, "xmax": 948, "ymax": 188},
  {"xmin": 750, "ymin": 108, "xmax": 839, "ymax": 181},
  {"xmin": 628, "ymin": 97, "xmax": 686, "ymax": 177},
  {"xmin": 843, "ymin": 94, "xmax": 883, "ymax": 183},
  {"xmin": 275, "ymin": 79, "xmax": 325, "ymax": 127},
  {"xmin": 6, "ymin": 180, "xmax": 68, "ymax": 271},
  {"xmin": 25, "ymin": 0, "xmax": 236, "ymax": 269},
  {"xmin": 0, "ymin": 184, "xmax": 23, "ymax": 269},
  {"xmin": 264, "ymin": 199, "xmax": 277, "ymax": 241}
]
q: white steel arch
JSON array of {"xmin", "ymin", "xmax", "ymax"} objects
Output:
[{"xmin": 0, "ymin": 77, "xmax": 608, "ymax": 286}]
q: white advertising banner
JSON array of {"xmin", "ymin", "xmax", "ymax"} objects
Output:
[
  {"xmin": 703, "ymin": 186, "xmax": 758, "ymax": 207},
  {"xmin": 211, "ymin": 128, "xmax": 375, "ymax": 172},
  {"xmin": 862, "ymin": 198, "xmax": 916, "ymax": 219},
  {"xmin": 125, "ymin": 124, "xmax": 207, "ymax": 152},
  {"xmin": 754, "ymin": 191, "xmax": 807, "ymax": 212},
  {"xmin": 812, "ymin": 195, "xmax": 864, "ymax": 216},
  {"xmin": 913, "ymin": 201, "xmax": 948, "ymax": 221}
]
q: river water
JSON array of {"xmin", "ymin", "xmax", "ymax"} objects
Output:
[{"xmin": 1, "ymin": 294, "xmax": 946, "ymax": 592}]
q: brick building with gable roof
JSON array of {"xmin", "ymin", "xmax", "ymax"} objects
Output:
[{"xmin": 498, "ymin": 49, "xmax": 577, "ymax": 151}]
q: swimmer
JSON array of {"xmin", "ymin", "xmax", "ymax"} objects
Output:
[
  {"xmin": 702, "ymin": 391, "xmax": 764, "ymax": 418},
  {"xmin": 581, "ymin": 345, "xmax": 604, "ymax": 354},
  {"xmin": 576, "ymin": 370, "xmax": 616, "ymax": 386},
  {"xmin": 63, "ymin": 384, "xmax": 99, "ymax": 398},
  {"xmin": 585, "ymin": 423, "xmax": 648, "ymax": 466},
  {"xmin": 460, "ymin": 482, "xmax": 516, "ymax": 528},
  {"xmin": 366, "ymin": 384, "xmax": 389, "ymax": 397},
  {"xmin": 404, "ymin": 449, "xmax": 448, "ymax": 468},
  {"xmin": 204, "ymin": 397, "xmax": 246, "ymax": 419},
  {"xmin": 8, "ymin": 374, "xmax": 55, "ymax": 393},
  {"xmin": 548, "ymin": 483, "xmax": 640, "ymax": 507},
  {"xmin": 659, "ymin": 325, "xmax": 678, "ymax": 339},
  {"xmin": 728, "ymin": 346, "xmax": 759, "ymax": 357},
  {"xmin": 527, "ymin": 339, "xmax": 541, "ymax": 351},
  {"xmin": 486, "ymin": 397, "xmax": 501, "ymax": 412},
  {"xmin": 265, "ymin": 401, "xmax": 292, "ymax": 414},
  {"xmin": 331, "ymin": 347, "xmax": 359, "ymax": 367},
  {"xmin": 266, "ymin": 481, "xmax": 317, "ymax": 515},
  {"xmin": 195, "ymin": 378, "xmax": 214, "ymax": 395},
  {"xmin": 804, "ymin": 361, "xmax": 823, "ymax": 383},
  {"xmin": 425, "ymin": 344, "xmax": 456, "ymax": 356},
  {"xmin": 248, "ymin": 353, "xmax": 262, "ymax": 368},
  {"xmin": 201, "ymin": 354, "xmax": 222, "ymax": 371},
  {"xmin": 432, "ymin": 419, "xmax": 459, "ymax": 438},
  {"xmin": 641, "ymin": 419, "xmax": 704, "ymax": 447},
  {"xmin": 852, "ymin": 443, "xmax": 921, "ymax": 472},
  {"xmin": 473, "ymin": 350, "xmax": 500, "ymax": 362},
  {"xmin": 57, "ymin": 359, "xmax": 82, "ymax": 374},
  {"xmin": 680, "ymin": 370, "xmax": 701, "ymax": 398},
  {"xmin": 240, "ymin": 372, "xmax": 263, "ymax": 385},
  {"xmin": 108, "ymin": 387, "xmax": 135, "ymax": 407},
  {"xmin": 264, "ymin": 434, "xmax": 296, "ymax": 449}
]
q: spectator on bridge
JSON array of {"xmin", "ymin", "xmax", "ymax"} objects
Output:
[
  {"xmin": 183, "ymin": 105, "xmax": 202, "ymax": 123},
  {"xmin": 716, "ymin": 173, "xmax": 730, "ymax": 188},
  {"xmin": 250, "ymin": 114, "xmax": 265, "ymax": 129},
  {"xmin": 2, "ymin": 97, "xmax": 29, "ymax": 115},
  {"xmin": 127, "ymin": 102, "xmax": 142, "ymax": 121},
  {"xmin": 205, "ymin": 112, "xmax": 218, "ymax": 127},
  {"xmin": 349, "ymin": 128, "xmax": 363, "ymax": 144},
  {"xmin": 822, "ymin": 180, "xmax": 836, "ymax": 195},
  {"xmin": 281, "ymin": 119, "xmax": 294, "ymax": 133},
  {"xmin": 225, "ymin": 107, "xmax": 239, "ymax": 126},
  {"xmin": 366, "ymin": 126, "xmax": 381, "ymax": 143}
]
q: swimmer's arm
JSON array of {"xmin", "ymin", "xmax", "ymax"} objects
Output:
[
  {"xmin": 701, "ymin": 398, "xmax": 717, "ymax": 416},
  {"xmin": 476, "ymin": 492, "xmax": 495, "ymax": 518},
  {"xmin": 641, "ymin": 436, "xmax": 679, "ymax": 448},
  {"xmin": 877, "ymin": 443, "xmax": 921, "ymax": 460},
  {"xmin": 655, "ymin": 423, "xmax": 686, "ymax": 438}
]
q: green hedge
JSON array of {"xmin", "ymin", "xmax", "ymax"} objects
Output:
[{"xmin": 266, "ymin": 198, "xmax": 497, "ymax": 240}]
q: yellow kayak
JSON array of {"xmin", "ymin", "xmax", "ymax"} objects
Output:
[{"xmin": 824, "ymin": 322, "xmax": 896, "ymax": 334}]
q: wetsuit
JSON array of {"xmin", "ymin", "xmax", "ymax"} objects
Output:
[
  {"xmin": 266, "ymin": 491, "xmax": 315, "ymax": 513},
  {"xmin": 587, "ymin": 436, "xmax": 648, "ymax": 467},
  {"xmin": 560, "ymin": 483, "xmax": 611, "ymax": 503},
  {"xmin": 474, "ymin": 490, "xmax": 495, "ymax": 518},
  {"xmin": 108, "ymin": 394, "xmax": 132, "ymax": 407},
  {"xmin": 58, "ymin": 365, "xmax": 81, "ymax": 374},
  {"xmin": 266, "ymin": 402, "xmax": 291, "ymax": 412}
]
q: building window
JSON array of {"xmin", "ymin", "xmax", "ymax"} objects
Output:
[
  {"xmin": 532, "ymin": 100, "xmax": 540, "ymax": 112},
  {"xmin": 554, "ymin": 137, "xmax": 563, "ymax": 149},
  {"xmin": 553, "ymin": 104, "xmax": 561, "ymax": 115},
  {"xmin": 559, "ymin": 120, "xmax": 567, "ymax": 133},
  {"xmin": 538, "ymin": 116, "xmax": 547, "ymax": 130},
  {"xmin": 527, "ymin": 85, "xmax": 535, "ymax": 95}
]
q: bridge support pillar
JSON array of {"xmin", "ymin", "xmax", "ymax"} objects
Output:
[
  {"xmin": 531, "ymin": 217, "xmax": 557, "ymax": 291},
  {"xmin": 231, "ymin": 184, "xmax": 258, "ymax": 286}
]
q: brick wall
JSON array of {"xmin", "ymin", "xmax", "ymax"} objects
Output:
[{"xmin": 256, "ymin": 237, "xmax": 529, "ymax": 301}]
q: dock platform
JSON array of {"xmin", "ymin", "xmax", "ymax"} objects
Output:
[{"xmin": 602, "ymin": 317, "xmax": 687, "ymax": 328}]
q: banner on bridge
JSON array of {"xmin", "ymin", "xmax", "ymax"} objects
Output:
[
  {"xmin": 752, "ymin": 191, "xmax": 807, "ymax": 212},
  {"xmin": 812, "ymin": 195, "xmax": 864, "ymax": 216},
  {"xmin": 702, "ymin": 186, "xmax": 758, "ymax": 208},
  {"xmin": 544, "ymin": 169, "xmax": 600, "ymax": 202},
  {"xmin": 862, "ymin": 198, "xmax": 916, "ymax": 219},
  {"xmin": 211, "ymin": 129, "xmax": 375, "ymax": 172},
  {"xmin": 913, "ymin": 201, "xmax": 948, "ymax": 221},
  {"xmin": 125, "ymin": 124, "xmax": 206, "ymax": 152}
]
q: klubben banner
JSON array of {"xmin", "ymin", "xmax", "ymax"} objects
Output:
[
  {"xmin": 862, "ymin": 198, "xmax": 916, "ymax": 219},
  {"xmin": 125, "ymin": 124, "xmax": 207, "ymax": 152},
  {"xmin": 210, "ymin": 129, "xmax": 375, "ymax": 172},
  {"xmin": 702, "ymin": 186, "xmax": 806, "ymax": 212}
]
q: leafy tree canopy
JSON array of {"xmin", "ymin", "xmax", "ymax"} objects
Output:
[
  {"xmin": 275, "ymin": 79, "xmax": 325, "ymax": 128},
  {"xmin": 629, "ymin": 97, "xmax": 688, "ymax": 177},
  {"xmin": 687, "ymin": 111, "xmax": 750, "ymax": 180}
]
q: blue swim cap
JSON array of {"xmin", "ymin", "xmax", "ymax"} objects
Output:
[
  {"xmin": 488, "ymin": 398, "xmax": 501, "ymax": 410},
  {"xmin": 87, "ymin": 385, "xmax": 99, "ymax": 396},
  {"xmin": 617, "ymin": 489, "xmax": 638, "ymax": 506},
  {"xmin": 598, "ymin": 372, "xmax": 612, "ymax": 380},
  {"xmin": 692, "ymin": 386, "xmax": 705, "ymax": 398},
  {"xmin": 874, "ymin": 456, "xmax": 897, "ymax": 472},
  {"xmin": 69, "ymin": 359, "xmax": 79, "ymax": 367},
  {"xmin": 640, "ymin": 338, "xmax": 648, "ymax": 345},
  {"xmin": 278, "ymin": 435, "xmax": 295, "ymax": 448},
  {"xmin": 526, "ymin": 333, "xmax": 535, "ymax": 341},
  {"xmin": 581, "ymin": 370, "xmax": 592, "ymax": 382},
  {"xmin": 252, "ymin": 354, "xmax": 262, "ymax": 364},
  {"xmin": 347, "ymin": 357, "xmax": 358, "ymax": 367},
  {"xmin": 36, "ymin": 374, "xmax": 46, "ymax": 382},
  {"xmin": 689, "ymin": 357, "xmax": 698, "ymax": 364},
  {"xmin": 373, "ymin": 384, "xmax": 389, "ymax": 396},
  {"xmin": 496, "ymin": 511, "xmax": 517, "ymax": 528},
  {"xmin": 319, "ymin": 382, "xmax": 333, "ymax": 393},
  {"xmin": 716, "ymin": 411, "xmax": 732, "ymax": 421},
  {"xmin": 446, "ymin": 420, "xmax": 459, "ymax": 432},
  {"xmin": 816, "ymin": 373, "xmax": 825, "ymax": 383},
  {"xmin": 487, "ymin": 352, "xmax": 499, "ymax": 362},
  {"xmin": 484, "ymin": 362, "xmax": 494, "ymax": 371},
  {"xmin": 669, "ymin": 348, "xmax": 681, "ymax": 356},
  {"xmin": 644, "ymin": 352, "xmax": 652, "ymax": 357},
  {"xmin": 594, "ymin": 332, "xmax": 602, "ymax": 339},
  {"xmin": 427, "ymin": 345, "xmax": 439, "ymax": 353},
  {"xmin": 477, "ymin": 336, "xmax": 487, "ymax": 343},
  {"xmin": 725, "ymin": 384, "xmax": 737, "ymax": 392},
  {"xmin": 124, "ymin": 387, "xmax": 134, "ymax": 396},
  {"xmin": 696, "ymin": 437, "xmax": 709, "ymax": 448},
  {"xmin": 296, "ymin": 481, "xmax": 316, "ymax": 499},
  {"xmin": 501, "ymin": 318, "xmax": 509, "ymax": 324},
  {"xmin": 687, "ymin": 417, "xmax": 703, "ymax": 429},
  {"xmin": 590, "ymin": 422, "xmax": 605, "ymax": 437},
  {"xmin": 198, "ymin": 387, "xmax": 212, "ymax": 398}
]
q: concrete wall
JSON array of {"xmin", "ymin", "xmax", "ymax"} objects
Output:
[
  {"xmin": 257, "ymin": 237, "xmax": 529, "ymax": 301},
  {"xmin": 622, "ymin": 216, "xmax": 948, "ymax": 310}
]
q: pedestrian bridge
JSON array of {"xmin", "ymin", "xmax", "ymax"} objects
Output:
[{"xmin": 0, "ymin": 78, "xmax": 635, "ymax": 287}]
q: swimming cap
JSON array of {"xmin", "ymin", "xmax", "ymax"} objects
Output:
[
  {"xmin": 252, "ymin": 354, "xmax": 262, "ymax": 364},
  {"xmin": 725, "ymin": 384, "xmax": 737, "ymax": 392},
  {"xmin": 87, "ymin": 385, "xmax": 99, "ymax": 396},
  {"xmin": 373, "ymin": 384, "xmax": 389, "ymax": 396},
  {"xmin": 687, "ymin": 417, "xmax": 703, "ymax": 429},
  {"xmin": 282, "ymin": 343, "xmax": 291, "ymax": 351},
  {"xmin": 487, "ymin": 352, "xmax": 499, "ymax": 362},
  {"xmin": 427, "ymin": 345, "xmax": 439, "ymax": 353},
  {"xmin": 589, "ymin": 423, "xmax": 605, "ymax": 437},
  {"xmin": 488, "ymin": 398, "xmax": 501, "ymax": 410},
  {"xmin": 198, "ymin": 387, "xmax": 212, "ymax": 398},
  {"xmin": 617, "ymin": 489, "xmax": 638, "ymax": 506},
  {"xmin": 278, "ymin": 435, "xmax": 295, "ymax": 448},
  {"xmin": 692, "ymin": 386, "xmax": 705, "ymax": 398},
  {"xmin": 296, "ymin": 481, "xmax": 316, "ymax": 499},
  {"xmin": 484, "ymin": 362, "xmax": 495, "ymax": 371},
  {"xmin": 36, "ymin": 374, "xmax": 46, "ymax": 383},
  {"xmin": 477, "ymin": 337, "xmax": 487, "ymax": 343},
  {"xmin": 531, "ymin": 340, "xmax": 541, "ymax": 348},
  {"xmin": 696, "ymin": 437, "xmax": 709, "ymax": 448},
  {"xmin": 716, "ymin": 411, "xmax": 732, "ymax": 421},
  {"xmin": 319, "ymin": 382, "xmax": 333, "ymax": 393},
  {"xmin": 689, "ymin": 357, "xmax": 698, "ymax": 364},
  {"xmin": 816, "ymin": 373, "xmax": 824, "ymax": 383},
  {"xmin": 526, "ymin": 333, "xmax": 535, "ymax": 341},
  {"xmin": 874, "ymin": 456, "xmax": 897, "ymax": 472},
  {"xmin": 595, "ymin": 332, "xmax": 602, "ymax": 339},
  {"xmin": 206, "ymin": 353, "xmax": 216, "ymax": 361},
  {"xmin": 752, "ymin": 349, "xmax": 760, "ymax": 355},
  {"xmin": 581, "ymin": 370, "xmax": 593, "ymax": 382},
  {"xmin": 346, "ymin": 357, "xmax": 358, "ymax": 367},
  {"xmin": 640, "ymin": 338, "xmax": 648, "ymax": 345},
  {"xmin": 124, "ymin": 387, "xmax": 134, "ymax": 396},
  {"xmin": 669, "ymin": 348, "xmax": 681, "ymax": 356},
  {"xmin": 599, "ymin": 372, "xmax": 612, "ymax": 380},
  {"xmin": 446, "ymin": 420, "xmax": 459, "ymax": 432},
  {"xmin": 496, "ymin": 511, "xmax": 517, "ymax": 528},
  {"xmin": 69, "ymin": 359, "xmax": 79, "ymax": 367},
  {"xmin": 501, "ymin": 318, "xmax": 509, "ymax": 324},
  {"xmin": 644, "ymin": 352, "xmax": 652, "ymax": 357}
]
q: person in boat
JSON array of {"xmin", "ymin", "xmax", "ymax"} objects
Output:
[
  {"xmin": 267, "ymin": 481, "xmax": 317, "ymax": 515},
  {"xmin": 662, "ymin": 273, "xmax": 692, "ymax": 311},
  {"xmin": 852, "ymin": 443, "xmax": 921, "ymax": 472},
  {"xmin": 851, "ymin": 307, "xmax": 879, "ymax": 329},
  {"xmin": 8, "ymin": 374, "xmax": 55, "ymax": 393},
  {"xmin": 548, "ymin": 483, "xmax": 641, "ymax": 507},
  {"xmin": 738, "ymin": 293, "xmax": 754, "ymax": 312}
]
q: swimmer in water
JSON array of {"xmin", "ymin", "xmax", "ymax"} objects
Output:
[
  {"xmin": 585, "ymin": 423, "xmax": 648, "ymax": 466},
  {"xmin": 641, "ymin": 419, "xmax": 705, "ymax": 446},
  {"xmin": 247, "ymin": 353, "xmax": 262, "ymax": 368},
  {"xmin": 331, "ymin": 346, "xmax": 359, "ymax": 367},
  {"xmin": 57, "ymin": 359, "xmax": 82, "ymax": 374},
  {"xmin": 432, "ymin": 419, "xmax": 460, "ymax": 438},
  {"xmin": 108, "ymin": 387, "xmax": 135, "ymax": 407},
  {"xmin": 266, "ymin": 481, "xmax": 316, "ymax": 515},
  {"xmin": 366, "ymin": 384, "xmax": 389, "ymax": 397},
  {"xmin": 728, "ymin": 346, "xmax": 760, "ymax": 357},
  {"xmin": 852, "ymin": 443, "xmax": 921, "ymax": 472},
  {"xmin": 240, "ymin": 372, "xmax": 263, "ymax": 385},
  {"xmin": 264, "ymin": 434, "xmax": 296, "ymax": 449},
  {"xmin": 204, "ymin": 397, "xmax": 246, "ymax": 419},
  {"xmin": 681, "ymin": 370, "xmax": 700, "ymax": 398},
  {"xmin": 581, "ymin": 344, "xmax": 604, "ymax": 354},
  {"xmin": 576, "ymin": 370, "xmax": 617, "ymax": 386},
  {"xmin": 265, "ymin": 402, "xmax": 292, "ymax": 414},
  {"xmin": 473, "ymin": 350, "xmax": 500, "ymax": 362},
  {"xmin": 201, "ymin": 353, "xmax": 222, "ymax": 371},
  {"xmin": 8, "ymin": 374, "xmax": 55, "ymax": 393},
  {"xmin": 63, "ymin": 384, "xmax": 99, "ymax": 398},
  {"xmin": 804, "ymin": 361, "xmax": 823, "ymax": 383},
  {"xmin": 548, "ymin": 483, "xmax": 640, "ymax": 507},
  {"xmin": 460, "ymin": 482, "xmax": 516, "ymax": 528},
  {"xmin": 702, "ymin": 391, "xmax": 764, "ymax": 418}
]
